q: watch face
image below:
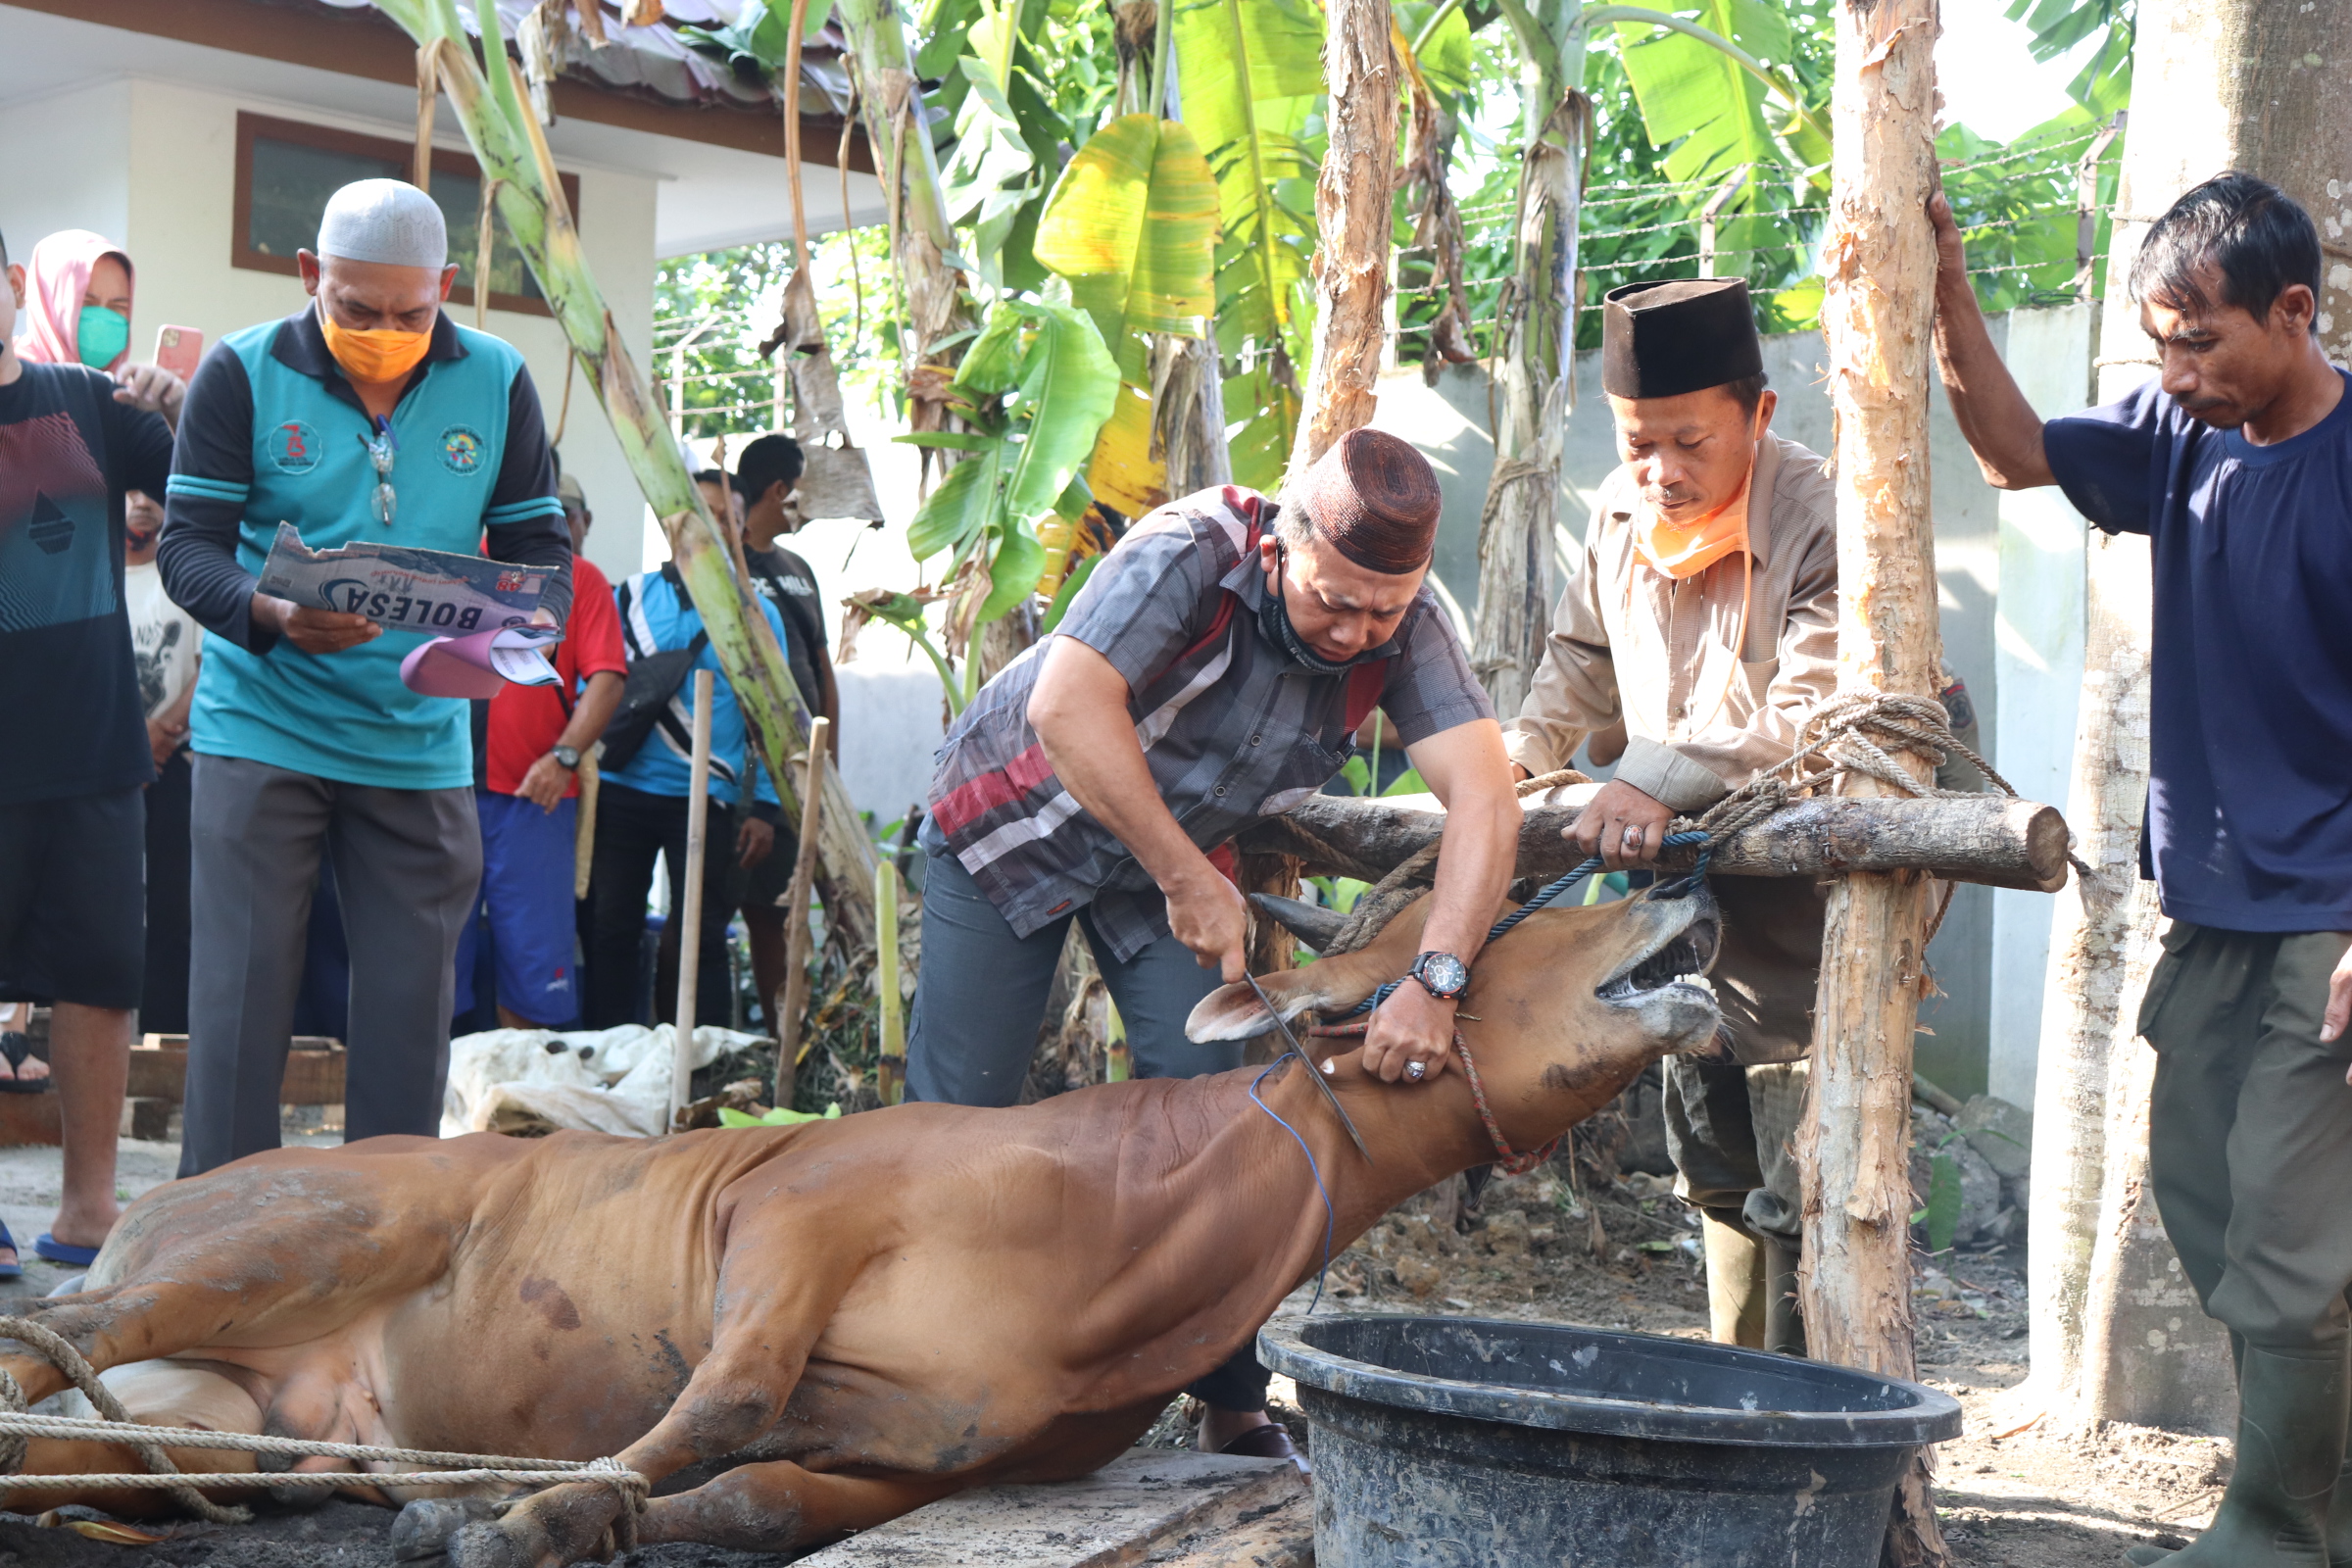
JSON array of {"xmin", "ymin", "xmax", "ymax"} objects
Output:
[{"xmin": 1418, "ymin": 953, "xmax": 1468, "ymax": 996}]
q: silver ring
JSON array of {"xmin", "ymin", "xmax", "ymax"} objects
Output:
[{"xmin": 1406, "ymin": 1060, "xmax": 1427, "ymax": 1081}]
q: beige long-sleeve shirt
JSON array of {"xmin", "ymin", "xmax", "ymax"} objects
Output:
[{"xmin": 1502, "ymin": 430, "xmax": 1838, "ymax": 813}]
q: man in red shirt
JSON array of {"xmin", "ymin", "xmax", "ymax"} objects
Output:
[{"xmin": 457, "ymin": 470, "xmax": 625, "ymax": 1028}]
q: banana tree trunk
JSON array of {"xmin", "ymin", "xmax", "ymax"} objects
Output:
[
  {"xmin": 375, "ymin": 0, "xmax": 877, "ymax": 946},
  {"xmin": 1798, "ymin": 3, "xmax": 1948, "ymax": 1564},
  {"xmin": 1288, "ymin": 0, "xmax": 1400, "ymax": 470},
  {"xmin": 1465, "ymin": 2, "xmax": 1584, "ymax": 718},
  {"xmin": 833, "ymin": 0, "xmax": 979, "ymax": 434}
]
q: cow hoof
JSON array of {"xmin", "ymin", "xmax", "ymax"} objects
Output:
[{"xmin": 391, "ymin": 1497, "xmax": 502, "ymax": 1562}]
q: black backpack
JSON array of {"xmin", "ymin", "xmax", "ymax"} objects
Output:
[{"xmin": 599, "ymin": 572, "xmax": 710, "ymax": 773}]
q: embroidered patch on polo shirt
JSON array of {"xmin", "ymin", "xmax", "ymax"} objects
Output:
[
  {"xmin": 439, "ymin": 424, "xmax": 486, "ymax": 475},
  {"xmin": 268, "ymin": 419, "xmax": 321, "ymax": 474}
]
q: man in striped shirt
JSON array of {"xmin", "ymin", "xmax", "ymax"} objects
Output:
[{"xmin": 906, "ymin": 428, "xmax": 1520, "ymax": 1466}]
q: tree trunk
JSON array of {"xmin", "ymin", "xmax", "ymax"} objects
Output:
[
  {"xmin": 1464, "ymin": 73, "xmax": 1581, "ymax": 717},
  {"xmin": 1288, "ymin": 0, "xmax": 1398, "ymax": 471},
  {"xmin": 2037, "ymin": 0, "xmax": 2352, "ymax": 1436},
  {"xmin": 1797, "ymin": 2, "xmax": 1947, "ymax": 1563},
  {"xmin": 1238, "ymin": 792, "xmax": 2070, "ymax": 891}
]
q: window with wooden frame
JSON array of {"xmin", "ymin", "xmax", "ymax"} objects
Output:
[{"xmin": 232, "ymin": 111, "xmax": 582, "ymax": 318}]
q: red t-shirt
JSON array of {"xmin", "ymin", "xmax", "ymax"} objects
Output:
[{"xmin": 486, "ymin": 554, "xmax": 627, "ymax": 799}]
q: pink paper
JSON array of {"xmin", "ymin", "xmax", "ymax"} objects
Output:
[{"xmin": 400, "ymin": 625, "xmax": 561, "ymax": 699}]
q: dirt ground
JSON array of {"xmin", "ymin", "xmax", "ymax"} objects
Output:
[{"xmin": 0, "ymin": 1142, "xmax": 2227, "ymax": 1566}]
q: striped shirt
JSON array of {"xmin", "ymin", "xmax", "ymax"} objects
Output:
[{"xmin": 925, "ymin": 485, "xmax": 1493, "ymax": 959}]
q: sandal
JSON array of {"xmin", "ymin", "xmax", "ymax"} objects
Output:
[
  {"xmin": 0, "ymin": 1032, "xmax": 50, "ymax": 1095},
  {"xmin": 0, "ymin": 1222, "xmax": 24, "ymax": 1281}
]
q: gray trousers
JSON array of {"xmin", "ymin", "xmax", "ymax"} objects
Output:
[
  {"xmin": 183, "ymin": 756, "xmax": 480, "ymax": 1177},
  {"xmin": 905, "ymin": 848, "xmax": 1237, "ymax": 1107},
  {"xmin": 2140, "ymin": 921, "xmax": 2352, "ymax": 1352}
]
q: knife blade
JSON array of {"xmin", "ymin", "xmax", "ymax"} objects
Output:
[{"xmin": 1246, "ymin": 972, "xmax": 1373, "ymax": 1165}]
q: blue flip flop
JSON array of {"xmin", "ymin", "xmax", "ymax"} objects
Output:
[
  {"xmin": 0, "ymin": 1223, "xmax": 24, "ymax": 1280},
  {"xmin": 32, "ymin": 1235, "xmax": 97, "ymax": 1269}
]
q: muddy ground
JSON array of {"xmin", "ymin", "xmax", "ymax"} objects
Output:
[{"xmin": 0, "ymin": 1141, "xmax": 2222, "ymax": 1566}]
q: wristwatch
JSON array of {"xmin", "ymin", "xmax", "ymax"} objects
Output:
[
  {"xmin": 551, "ymin": 745, "xmax": 581, "ymax": 770},
  {"xmin": 1407, "ymin": 951, "xmax": 1469, "ymax": 1002}
]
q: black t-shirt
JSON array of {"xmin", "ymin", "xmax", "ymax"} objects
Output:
[
  {"xmin": 0, "ymin": 363, "xmax": 174, "ymax": 804},
  {"xmin": 2043, "ymin": 369, "xmax": 2352, "ymax": 931},
  {"xmin": 745, "ymin": 543, "xmax": 829, "ymax": 713}
]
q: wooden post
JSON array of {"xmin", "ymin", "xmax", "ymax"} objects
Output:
[
  {"xmin": 1799, "ymin": 2, "xmax": 1947, "ymax": 1563},
  {"xmin": 667, "ymin": 669, "xmax": 715, "ymax": 1135},
  {"xmin": 773, "ymin": 716, "xmax": 831, "ymax": 1110},
  {"xmin": 873, "ymin": 859, "xmax": 904, "ymax": 1105},
  {"xmin": 1287, "ymin": 0, "xmax": 1397, "ymax": 471}
]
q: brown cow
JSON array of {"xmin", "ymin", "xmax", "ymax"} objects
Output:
[{"xmin": 0, "ymin": 882, "xmax": 1721, "ymax": 1567}]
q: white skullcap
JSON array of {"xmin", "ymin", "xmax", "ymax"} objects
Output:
[{"xmin": 317, "ymin": 178, "xmax": 448, "ymax": 270}]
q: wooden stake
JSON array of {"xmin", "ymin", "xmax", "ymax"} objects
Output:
[
  {"xmin": 773, "ymin": 716, "xmax": 831, "ymax": 1110},
  {"xmin": 668, "ymin": 669, "xmax": 715, "ymax": 1136},
  {"xmin": 873, "ymin": 859, "xmax": 904, "ymax": 1106},
  {"xmin": 1287, "ymin": 0, "xmax": 1398, "ymax": 471},
  {"xmin": 1800, "ymin": 1, "xmax": 1948, "ymax": 1562}
]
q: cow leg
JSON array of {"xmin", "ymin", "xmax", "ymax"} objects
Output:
[
  {"xmin": 632, "ymin": 1461, "xmax": 956, "ymax": 1553},
  {"xmin": 435, "ymin": 1215, "xmax": 860, "ymax": 1568}
]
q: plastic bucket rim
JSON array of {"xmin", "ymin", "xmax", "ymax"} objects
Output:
[{"xmin": 1259, "ymin": 1313, "xmax": 1964, "ymax": 1449}]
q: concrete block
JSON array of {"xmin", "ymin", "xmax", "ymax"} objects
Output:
[
  {"xmin": 794, "ymin": 1450, "xmax": 1302, "ymax": 1568},
  {"xmin": 1956, "ymin": 1094, "xmax": 2034, "ymax": 1181},
  {"xmin": 119, "ymin": 1097, "xmax": 171, "ymax": 1142}
]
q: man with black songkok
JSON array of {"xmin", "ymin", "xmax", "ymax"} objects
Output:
[
  {"xmin": 907, "ymin": 427, "xmax": 1520, "ymax": 1468},
  {"xmin": 1503, "ymin": 278, "xmax": 1979, "ymax": 1357}
]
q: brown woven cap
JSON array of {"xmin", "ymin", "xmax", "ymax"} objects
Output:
[{"xmin": 1292, "ymin": 427, "xmax": 1442, "ymax": 575}]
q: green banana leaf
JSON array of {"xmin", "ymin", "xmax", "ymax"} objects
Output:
[
  {"xmin": 1003, "ymin": 302, "xmax": 1120, "ymax": 527},
  {"xmin": 906, "ymin": 448, "xmax": 1004, "ymax": 561},
  {"xmin": 674, "ymin": 0, "xmax": 839, "ymax": 76},
  {"xmin": 1610, "ymin": 0, "xmax": 1791, "ymax": 185},
  {"xmin": 1033, "ymin": 115, "xmax": 1222, "ymax": 383}
]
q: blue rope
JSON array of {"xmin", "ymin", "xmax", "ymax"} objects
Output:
[
  {"xmin": 1339, "ymin": 830, "xmax": 1716, "ymax": 1019},
  {"xmin": 1248, "ymin": 1054, "xmax": 1337, "ymax": 1312}
]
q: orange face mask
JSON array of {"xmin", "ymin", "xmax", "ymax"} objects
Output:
[
  {"xmin": 317, "ymin": 303, "xmax": 431, "ymax": 384},
  {"xmin": 1631, "ymin": 479, "xmax": 1750, "ymax": 579}
]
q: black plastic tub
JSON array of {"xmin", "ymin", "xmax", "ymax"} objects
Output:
[{"xmin": 1258, "ymin": 1314, "xmax": 1963, "ymax": 1568}]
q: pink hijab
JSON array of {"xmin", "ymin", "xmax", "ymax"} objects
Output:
[{"xmin": 14, "ymin": 230, "xmax": 133, "ymax": 370}]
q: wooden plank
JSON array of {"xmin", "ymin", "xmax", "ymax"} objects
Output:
[
  {"xmin": 0, "ymin": 1094, "xmax": 62, "ymax": 1150},
  {"xmin": 794, "ymin": 1452, "xmax": 1302, "ymax": 1568},
  {"xmin": 131, "ymin": 1038, "xmax": 346, "ymax": 1106}
]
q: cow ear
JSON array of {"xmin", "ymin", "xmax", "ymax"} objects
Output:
[{"xmin": 1183, "ymin": 955, "xmax": 1392, "ymax": 1043}]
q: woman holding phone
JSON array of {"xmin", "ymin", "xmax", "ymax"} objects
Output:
[{"xmin": 12, "ymin": 229, "xmax": 186, "ymax": 429}]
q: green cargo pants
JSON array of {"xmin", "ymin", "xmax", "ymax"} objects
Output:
[{"xmin": 2138, "ymin": 921, "xmax": 2352, "ymax": 1352}]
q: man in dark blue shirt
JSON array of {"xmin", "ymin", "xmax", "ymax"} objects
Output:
[{"xmin": 1933, "ymin": 171, "xmax": 2352, "ymax": 1568}]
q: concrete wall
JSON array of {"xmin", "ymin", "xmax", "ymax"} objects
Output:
[
  {"xmin": 1, "ymin": 76, "xmax": 659, "ymax": 593},
  {"xmin": 1370, "ymin": 311, "xmax": 2088, "ymax": 1101}
]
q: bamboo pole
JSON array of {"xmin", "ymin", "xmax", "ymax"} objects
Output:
[
  {"xmin": 1798, "ymin": 1, "xmax": 1948, "ymax": 1562},
  {"xmin": 873, "ymin": 860, "xmax": 904, "ymax": 1106},
  {"xmin": 773, "ymin": 716, "xmax": 830, "ymax": 1110},
  {"xmin": 1287, "ymin": 0, "xmax": 1400, "ymax": 471},
  {"xmin": 668, "ymin": 670, "xmax": 715, "ymax": 1136}
]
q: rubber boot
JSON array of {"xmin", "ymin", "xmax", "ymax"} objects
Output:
[
  {"xmin": 2121, "ymin": 1347, "xmax": 2344, "ymax": 1567},
  {"xmin": 1762, "ymin": 1236, "xmax": 1806, "ymax": 1357},
  {"xmin": 1701, "ymin": 1208, "xmax": 1765, "ymax": 1349}
]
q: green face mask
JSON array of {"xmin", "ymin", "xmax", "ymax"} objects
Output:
[{"xmin": 76, "ymin": 306, "xmax": 128, "ymax": 369}]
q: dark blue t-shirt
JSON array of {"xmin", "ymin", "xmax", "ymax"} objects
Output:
[{"xmin": 2043, "ymin": 369, "xmax": 2352, "ymax": 933}]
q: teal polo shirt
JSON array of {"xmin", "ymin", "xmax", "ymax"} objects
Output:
[{"xmin": 161, "ymin": 307, "xmax": 571, "ymax": 790}]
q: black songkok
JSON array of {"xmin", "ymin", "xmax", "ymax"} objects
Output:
[{"xmin": 1600, "ymin": 277, "xmax": 1764, "ymax": 400}]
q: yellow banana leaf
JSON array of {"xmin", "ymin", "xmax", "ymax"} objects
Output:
[
  {"xmin": 1083, "ymin": 379, "xmax": 1168, "ymax": 522},
  {"xmin": 1035, "ymin": 115, "xmax": 1221, "ymax": 383}
]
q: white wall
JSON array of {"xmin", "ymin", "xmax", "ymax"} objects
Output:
[
  {"xmin": 1989, "ymin": 304, "xmax": 2094, "ymax": 1105},
  {"xmin": 0, "ymin": 77, "xmax": 131, "ymax": 264},
  {"xmin": 49, "ymin": 77, "xmax": 663, "ymax": 591}
]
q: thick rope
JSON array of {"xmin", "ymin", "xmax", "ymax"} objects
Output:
[{"xmin": 0, "ymin": 1320, "xmax": 648, "ymax": 1529}]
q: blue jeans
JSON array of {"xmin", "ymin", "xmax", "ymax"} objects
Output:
[{"xmin": 906, "ymin": 843, "xmax": 1271, "ymax": 1413}]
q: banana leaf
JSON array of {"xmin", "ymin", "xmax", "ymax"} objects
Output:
[
  {"xmin": 1034, "ymin": 114, "xmax": 1221, "ymax": 383},
  {"xmin": 1608, "ymin": 0, "xmax": 1791, "ymax": 186},
  {"xmin": 1084, "ymin": 379, "xmax": 1167, "ymax": 518}
]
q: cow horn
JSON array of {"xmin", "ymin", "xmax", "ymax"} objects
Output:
[{"xmin": 1249, "ymin": 892, "xmax": 1347, "ymax": 954}]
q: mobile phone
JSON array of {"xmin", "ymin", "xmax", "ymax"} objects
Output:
[{"xmin": 153, "ymin": 325, "xmax": 204, "ymax": 382}]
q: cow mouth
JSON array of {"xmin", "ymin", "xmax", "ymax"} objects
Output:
[{"xmin": 1594, "ymin": 914, "xmax": 1721, "ymax": 1006}]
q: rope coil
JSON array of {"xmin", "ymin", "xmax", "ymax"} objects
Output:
[{"xmin": 0, "ymin": 1318, "xmax": 649, "ymax": 1528}]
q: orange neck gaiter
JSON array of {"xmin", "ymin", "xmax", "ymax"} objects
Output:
[
  {"xmin": 318, "ymin": 303, "xmax": 432, "ymax": 385},
  {"xmin": 1632, "ymin": 449, "xmax": 1757, "ymax": 580}
]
